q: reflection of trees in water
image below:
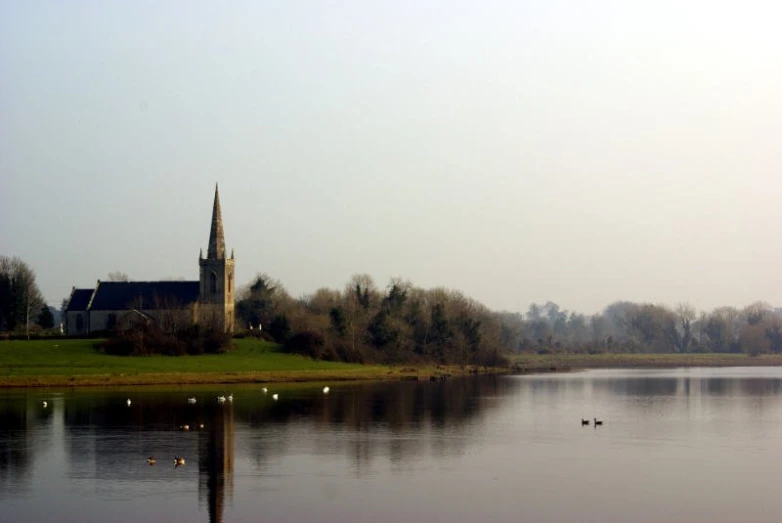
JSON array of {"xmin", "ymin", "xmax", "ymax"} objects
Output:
[
  {"xmin": 521, "ymin": 374, "xmax": 782, "ymax": 421},
  {"xmin": 59, "ymin": 394, "xmax": 236, "ymax": 523},
  {"xmin": 587, "ymin": 376, "xmax": 782, "ymax": 400},
  {"xmin": 242, "ymin": 376, "xmax": 512, "ymax": 473},
  {"xmin": 0, "ymin": 400, "xmax": 32, "ymax": 497},
  {"xmin": 600, "ymin": 377, "xmax": 680, "ymax": 398},
  {"xmin": 0, "ymin": 397, "xmax": 53, "ymax": 499}
]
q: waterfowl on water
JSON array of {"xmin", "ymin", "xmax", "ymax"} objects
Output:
[
  {"xmin": 198, "ymin": 423, "xmax": 204, "ymax": 430},
  {"xmin": 174, "ymin": 456, "xmax": 185, "ymax": 466},
  {"xmin": 217, "ymin": 395, "xmax": 226, "ymax": 403},
  {"xmin": 581, "ymin": 419, "xmax": 589, "ymax": 426},
  {"xmin": 42, "ymin": 401, "xmax": 48, "ymax": 408},
  {"xmin": 261, "ymin": 387, "xmax": 268, "ymax": 394},
  {"xmin": 227, "ymin": 394, "xmax": 233, "ymax": 402},
  {"xmin": 180, "ymin": 424, "xmax": 190, "ymax": 431},
  {"xmin": 187, "ymin": 397, "xmax": 196, "ymax": 404},
  {"xmin": 126, "ymin": 399, "xmax": 132, "ymax": 407},
  {"xmin": 323, "ymin": 386, "xmax": 330, "ymax": 394},
  {"xmin": 147, "ymin": 457, "xmax": 156, "ymax": 465},
  {"xmin": 594, "ymin": 418, "xmax": 603, "ymax": 426},
  {"xmin": 272, "ymin": 393, "xmax": 279, "ymax": 401}
]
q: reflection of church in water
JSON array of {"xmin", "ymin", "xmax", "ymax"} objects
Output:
[{"xmin": 199, "ymin": 405, "xmax": 235, "ymax": 523}]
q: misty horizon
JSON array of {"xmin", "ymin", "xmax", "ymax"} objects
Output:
[{"xmin": 3, "ymin": 1, "xmax": 782, "ymax": 315}]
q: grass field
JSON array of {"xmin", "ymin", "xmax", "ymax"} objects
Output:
[
  {"xmin": 7, "ymin": 339, "xmax": 779, "ymax": 387},
  {"xmin": 0, "ymin": 338, "xmax": 403, "ymax": 387},
  {"xmin": 510, "ymin": 352, "xmax": 782, "ymax": 371}
]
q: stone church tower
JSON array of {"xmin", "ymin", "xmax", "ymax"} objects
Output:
[{"xmin": 199, "ymin": 184, "xmax": 235, "ymax": 332}]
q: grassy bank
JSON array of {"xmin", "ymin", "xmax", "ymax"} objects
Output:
[
  {"xmin": 510, "ymin": 352, "xmax": 782, "ymax": 372},
  {"xmin": 0, "ymin": 338, "xmax": 486, "ymax": 387}
]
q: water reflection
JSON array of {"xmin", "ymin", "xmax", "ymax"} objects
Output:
[
  {"xmin": 0, "ymin": 397, "xmax": 33, "ymax": 498},
  {"xmin": 6, "ymin": 370, "xmax": 782, "ymax": 523},
  {"xmin": 0, "ymin": 376, "xmax": 510, "ymax": 523},
  {"xmin": 198, "ymin": 403, "xmax": 233, "ymax": 523}
]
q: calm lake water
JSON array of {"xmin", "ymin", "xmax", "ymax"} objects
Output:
[{"xmin": 3, "ymin": 368, "xmax": 782, "ymax": 522}]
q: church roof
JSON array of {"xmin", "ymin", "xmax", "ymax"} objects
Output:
[
  {"xmin": 89, "ymin": 281, "xmax": 200, "ymax": 311},
  {"xmin": 66, "ymin": 289, "xmax": 94, "ymax": 311},
  {"xmin": 207, "ymin": 184, "xmax": 226, "ymax": 259}
]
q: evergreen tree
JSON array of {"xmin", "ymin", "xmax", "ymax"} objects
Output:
[{"xmin": 37, "ymin": 306, "xmax": 54, "ymax": 330}]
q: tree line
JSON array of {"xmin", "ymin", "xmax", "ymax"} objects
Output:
[
  {"xmin": 495, "ymin": 300, "xmax": 782, "ymax": 356},
  {"xmin": 6, "ymin": 253, "xmax": 782, "ymax": 358},
  {"xmin": 236, "ymin": 274, "xmax": 507, "ymax": 366},
  {"xmin": 236, "ymin": 274, "xmax": 782, "ymax": 360}
]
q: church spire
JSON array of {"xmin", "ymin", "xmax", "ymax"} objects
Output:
[{"xmin": 207, "ymin": 183, "xmax": 226, "ymax": 259}]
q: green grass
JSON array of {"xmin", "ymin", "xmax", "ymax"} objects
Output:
[
  {"xmin": 509, "ymin": 352, "xmax": 782, "ymax": 370},
  {"xmin": 0, "ymin": 338, "xmax": 396, "ymax": 386}
]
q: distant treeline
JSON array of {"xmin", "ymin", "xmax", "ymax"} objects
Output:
[
  {"xmin": 508, "ymin": 300, "xmax": 782, "ymax": 356},
  {"xmin": 236, "ymin": 274, "xmax": 782, "ymax": 360}
]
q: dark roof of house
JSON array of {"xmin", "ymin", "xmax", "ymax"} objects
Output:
[
  {"xmin": 88, "ymin": 281, "xmax": 200, "ymax": 311},
  {"xmin": 66, "ymin": 289, "xmax": 95, "ymax": 311}
]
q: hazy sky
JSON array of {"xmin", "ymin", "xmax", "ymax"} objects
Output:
[{"xmin": 3, "ymin": 1, "xmax": 782, "ymax": 315}]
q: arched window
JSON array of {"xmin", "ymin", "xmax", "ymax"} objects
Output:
[{"xmin": 210, "ymin": 272, "xmax": 217, "ymax": 293}]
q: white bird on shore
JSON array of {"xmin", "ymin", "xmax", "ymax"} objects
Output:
[
  {"xmin": 323, "ymin": 386, "xmax": 330, "ymax": 394},
  {"xmin": 272, "ymin": 393, "xmax": 279, "ymax": 401},
  {"xmin": 126, "ymin": 399, "xmax": 132, "ymax": 407},
  {"xmin": 42, "ymin": 401, "xmax": 48, "ymax": 408}
]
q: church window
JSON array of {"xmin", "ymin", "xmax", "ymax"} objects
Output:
[
  {"xmin": 210, "ymin": 272, "xmax": 217, "ymax": 293},
  {"xmin": 76, "ymin": 314, "xmax": 84, "ymax": 332},
  {"xmin": 228, "ymin": 274, "xmax": 232, "ymax": 293}
]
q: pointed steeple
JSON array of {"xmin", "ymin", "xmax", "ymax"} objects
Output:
[{"xmin": 207, "ymin": 183, "xmax": 226, "ymax": 259}]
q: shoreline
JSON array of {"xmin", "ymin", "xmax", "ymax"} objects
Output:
[
  {"xmin": 6, "ymin": 338, "xmax": 782, "ymax": 388},
  {"xmin": 510, "ymin": 353, "xmax": 782, "ymax": 373},
  {"xmin": 0, "ymin": 365, "xmax": 498, "ymax": 388}
]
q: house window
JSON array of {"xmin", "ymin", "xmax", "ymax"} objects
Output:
[
  {"xmin": 76, "ymin": 314, "xmax": 84, "ymax": 332},
  {"xmin": 210, "ymin": 272, "xmax": 217, "ymax": 293}
]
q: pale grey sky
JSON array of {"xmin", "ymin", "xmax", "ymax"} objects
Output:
[{"xmin": 2, "ymin": 1, "xmax": 782, "ymax": 314}]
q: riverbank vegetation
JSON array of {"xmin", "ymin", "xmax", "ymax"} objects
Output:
[
  {"xmin": 235, "ymin": 274, "xmax": 782, "ymax": 362},
  {"xmin": 511, "ymin": 352, "xmax": 782, "ymax": 372},
  {"xmin": 237, "ymin": 274, "xmax": 508, "ymax": 367},
  {"xmin": 5, "ymin": 252, "xmax": 782, "ymax": 363},
  {"xmin": 101, "ymin": 323, "xmax": 232, "ymax": 356}
]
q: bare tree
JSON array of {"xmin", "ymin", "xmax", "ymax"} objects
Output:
[
  {"xmin": 675, "ymin": 303, "xmax": 697, "ymax": 353},
  {"xmin": 152, "ymin": 294, "xmax": 187, "ymax": 336},
  {"xmin": 0, "ymin": 256, "xmax": 45, "ymax": 334},
  {"xmin": 107, "ymin": 271, "xmax": 130, "ymax": 282}
]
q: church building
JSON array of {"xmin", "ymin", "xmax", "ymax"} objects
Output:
[{"xmin": 64, "ymin": 186, "xmax": 235, "ymax": 335}]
